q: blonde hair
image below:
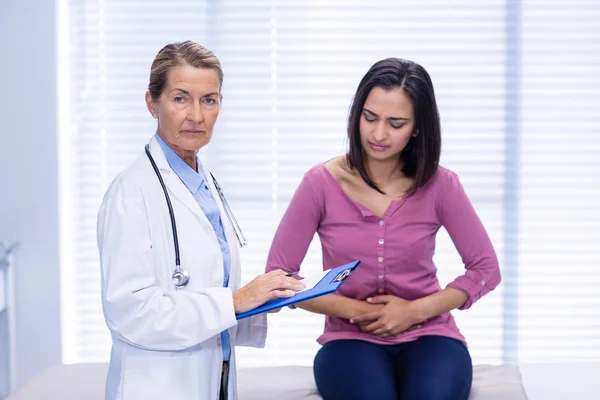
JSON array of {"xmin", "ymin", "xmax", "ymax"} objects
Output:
[{"xmin": 148, "ymin": 40, "xmax": 223, "ymax": 100}]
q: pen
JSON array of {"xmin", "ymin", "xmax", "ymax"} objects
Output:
[{"xmin": 285, "ymin": 272, "xmax": 299, "ymax": 277}]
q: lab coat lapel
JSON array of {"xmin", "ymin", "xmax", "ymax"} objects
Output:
[{"xmin": 147, "ymin": 137, "xmax": 209, "ymax": 225}]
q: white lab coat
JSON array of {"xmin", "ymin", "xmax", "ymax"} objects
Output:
[{"xmin": 96, "ymin": 136, "xmax": 267, "ymax": 400}]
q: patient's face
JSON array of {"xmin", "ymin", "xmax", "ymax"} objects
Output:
[{"xmin": 359, "ymin": 86, "xmax": 416, "ymax": 163}]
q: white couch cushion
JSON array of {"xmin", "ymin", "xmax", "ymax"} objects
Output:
[
  {"xmin": 237, "ymin": 365, "xmax": 527, "ymax": 400},
  {"xmin": 7, "ymin": 363, "xmax": 527, "ymax": 400},
  {"xmin": 469, "ymin": 365, "xmax": 527, "ymax": 400},
  {"xmin": 7, "ymin": 363, "xmax": 107, "ymax": 400},
  {"xmin": 237, "ymin": 366, "xmax": 322, "ymax": 400}
]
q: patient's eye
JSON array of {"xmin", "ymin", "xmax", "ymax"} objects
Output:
[{"xmin": 362, "ymin": 111, "xmax": 376, "ymax": 122}]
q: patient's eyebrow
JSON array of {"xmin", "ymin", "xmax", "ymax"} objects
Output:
[{"xmin": 363, "ymin": 107, "xmax": 409, "ymax": 121}]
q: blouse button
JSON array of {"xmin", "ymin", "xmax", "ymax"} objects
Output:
[
  {"xmin": 379, "ymin": 220, "xmax": 385, "ymax": 226},
  {"xmin": 378, "ymin": 257, "xmax": 383, "ymax": 262},
  {"xmin": 378, "ymin": 239, "xmax": 384, "ymax": 245}
]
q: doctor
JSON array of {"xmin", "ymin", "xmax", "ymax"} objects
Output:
[{"xmin": 96, "ymin": 41, "xmax": 304, "ymax": 400}]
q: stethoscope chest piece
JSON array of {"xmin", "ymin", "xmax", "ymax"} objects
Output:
[{"xmin": 172, "ymin": 269, "xmax": 190, "ymax": 288}]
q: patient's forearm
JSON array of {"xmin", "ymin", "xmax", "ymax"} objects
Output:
[
  {"xmin": 296, "ymin": 294, "xmax": 379, "ymax": 320},
  {"xmin": 412, "ymin": 287, "xmax": 469, "ymax": 323}
]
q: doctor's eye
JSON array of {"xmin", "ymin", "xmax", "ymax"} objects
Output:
[
  {"xmin": 202, "ymin": 97, "xmax": 218, "ymax": 105},
  {"xmin": 174, "ymin": 96, "xmax": 185, "ymax": 103}
]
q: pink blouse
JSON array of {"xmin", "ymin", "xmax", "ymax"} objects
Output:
[{"xmin": 265, "ymin": 164, "xmax": 501, "ymax": 346}]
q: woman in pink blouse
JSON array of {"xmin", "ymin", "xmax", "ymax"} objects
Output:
[{"xmin": 265, "ymin": 58, "xmax": 501, "ymax": 400}]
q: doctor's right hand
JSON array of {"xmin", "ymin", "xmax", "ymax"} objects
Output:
[{"xmin": 232, "ymin": 270, "xmax": 306, "ymax": 314}]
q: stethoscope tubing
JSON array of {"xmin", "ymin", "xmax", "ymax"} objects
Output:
[{"xmin": 144, "ymin": 144, "xmax": 246, "ymax": 288}]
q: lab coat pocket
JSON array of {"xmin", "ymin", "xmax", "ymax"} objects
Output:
[{"xmin": 121, "ymin": 355, "xmax": 173, "ymax": 400}]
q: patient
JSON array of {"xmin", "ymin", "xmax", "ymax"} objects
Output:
[{"xmin": 265, "ymin": 58, "xmax": 501, "ymax": 400}]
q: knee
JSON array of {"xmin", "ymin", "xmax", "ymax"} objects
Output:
[
  {"xmin": 401, "ymin": 376, "xmax": 471, "ymax": 400},
  {"xmin": 313, "ymin": 342, "xmax": 397, "ymax": 400},
  {"xmin": 317, "ymin": 386, "xmax": 387, "ymax": 400}
]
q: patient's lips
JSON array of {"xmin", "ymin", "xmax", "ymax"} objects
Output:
[{"xmin": 368, "ymin": 142, "xmax": 389, "ymax": 152}]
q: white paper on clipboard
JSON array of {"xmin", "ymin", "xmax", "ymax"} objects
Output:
[{"xmin": 297, "ymin": 270, "xmax": 330, "ymax": 294}]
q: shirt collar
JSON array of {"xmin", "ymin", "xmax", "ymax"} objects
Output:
[{"xmin": 155, "ymin": 133, "xmax": 206, "ymax": 194}]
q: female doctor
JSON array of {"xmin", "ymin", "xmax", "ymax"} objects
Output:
[{"xmin": 96, "ymin": 41, "xmax": 305, "ymax": 400}]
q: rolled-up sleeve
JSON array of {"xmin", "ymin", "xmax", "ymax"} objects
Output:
[
  {"xmin": 438, "ymin": 170, "xmax": 501, "ymax": 310},
  {"xmin": 233, "ymin": 314, "xmax": 267, "ymax": 348}
]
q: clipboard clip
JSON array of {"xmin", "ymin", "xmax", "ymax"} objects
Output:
[{"xmin": 331, "ymin": 268, "xmax": 353, "ymax": 283}]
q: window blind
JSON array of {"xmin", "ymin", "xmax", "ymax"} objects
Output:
[
  {"xmin": 518, "ymin": 0, "xmax": 600, "ymax": 362},
  {"xmin": 58, "ymin": 0, "xmax": 212, "ymax": 363},
  {"xmin": 214, "ymin": 0, "xmax": 506, "ymax": 367},
  {"xmin": 59, "ymin": 0, "xmax": 600, "ymax": 368}
]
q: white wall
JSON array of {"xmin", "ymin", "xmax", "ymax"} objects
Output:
[{"xmin": 0, "ymin": 0, "xmax": 62, "ymax": 391}]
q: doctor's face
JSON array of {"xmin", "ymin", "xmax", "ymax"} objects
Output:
[{"xmin": 146, "ymin": 64, "xmax": 222, "ymax": 155}]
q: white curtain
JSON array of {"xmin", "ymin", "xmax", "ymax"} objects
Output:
[{"xmin": 58, "ymin": 0, "xmax": 600, "ymax": 367}]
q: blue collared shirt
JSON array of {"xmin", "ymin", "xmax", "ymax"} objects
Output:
[{"xmin": 156, "ymin": 134, "xmax": 232, "ymax": 361}]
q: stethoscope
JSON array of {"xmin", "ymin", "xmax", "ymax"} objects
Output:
[{"xmin": 144, "ymin": 144, "xmax": 247, "ymax": 288}]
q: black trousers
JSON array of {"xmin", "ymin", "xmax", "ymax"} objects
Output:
[{"xmin": 219, "ymin": 361, "xmax": 230, "ymax": 400}]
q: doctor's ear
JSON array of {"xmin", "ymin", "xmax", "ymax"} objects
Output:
[{"xmin": 145, "ymin": 91, "xmax": 158, "ymax": 119}]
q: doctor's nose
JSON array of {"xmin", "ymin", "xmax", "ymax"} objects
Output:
[{"xmin": 188, "ymin": 103, "xmax": 204, "ymax": 124}]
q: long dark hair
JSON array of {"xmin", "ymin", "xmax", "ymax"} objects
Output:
[{"xmin": 346, "ymin": 58, "xmax": 441, "ymax": 194}]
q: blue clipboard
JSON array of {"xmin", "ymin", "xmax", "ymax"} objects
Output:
[{"xmin": 235, "ymin": 260, "xmax": 361, "ymax": 320}]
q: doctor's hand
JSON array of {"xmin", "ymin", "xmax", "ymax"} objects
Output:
[
  {"xmin": 232, "ymin": 270, "xmax": 306, "ymax": 314},
  {"xmin": 349, "ymin": 295, "xmax": 422, "ymax": 338}
]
